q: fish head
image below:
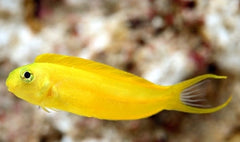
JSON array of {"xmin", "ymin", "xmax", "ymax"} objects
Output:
[{"xmin": 6, "ymin": 63, "xmax": 50, "ymax": 105}]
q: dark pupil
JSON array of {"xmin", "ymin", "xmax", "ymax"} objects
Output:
[{"xmin": 24, "ymin": 72, "xmax": 31, "ymax": 78}]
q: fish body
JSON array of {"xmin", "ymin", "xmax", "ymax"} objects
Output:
[{"xmin": 6, "ymin": 54, "xmax": 231, "ymax": 120}]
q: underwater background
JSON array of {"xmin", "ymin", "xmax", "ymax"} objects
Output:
[{"xmin": 0, "ymin": 0, "xmax": 239, "ymax": 141}]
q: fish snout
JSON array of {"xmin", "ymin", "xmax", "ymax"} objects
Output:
[{"xmin": 6, "ymin": 73, "xmax": 16, "ymax": 93}]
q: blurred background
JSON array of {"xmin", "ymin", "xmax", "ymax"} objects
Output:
[{"xmin": 0, "ymin": 0, "xmax": 239, "ymax": 141}]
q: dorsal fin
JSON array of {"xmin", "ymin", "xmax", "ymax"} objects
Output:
[
  {"xmin": 35, "ymin": 53, "xmax": 154, "ymax": 85},
  {"xmin": 35, "ymin": 53, "xmax": 117, "ymax": 71}
]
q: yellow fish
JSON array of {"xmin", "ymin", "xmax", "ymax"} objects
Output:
[{"xmin": 6, "ymin": 53, "xmax": 231, "ymax": 120}]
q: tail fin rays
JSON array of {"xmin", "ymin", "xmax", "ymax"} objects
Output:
[{"xmin": 166, "ymin": 74, "xmax": 231, "ymax": 113}]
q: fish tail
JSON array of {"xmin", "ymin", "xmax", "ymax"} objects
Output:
[{"xmin": 165, "ymin": 74, "xmax": 231, "ymax": 113}]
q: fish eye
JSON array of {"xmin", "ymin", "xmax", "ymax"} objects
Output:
[
  {"xmin": 24, "ymin": 72, "xmax": 31, "ymax": 78},
  {"xmin": 21, "ymin": 70, "xmax": 34, "ymax": 82}
]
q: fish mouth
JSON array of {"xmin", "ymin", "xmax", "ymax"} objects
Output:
[
  {"xmin": 6, "ymin": 74, "xmax": 15, "ymax": 93},
  {"xmin": 6, "ymin": 77, "xmax": 11, "ymax": 90},
  {"xmin": 7, "ymin": 87, "xmax": 14, "ymax": 93},
  {"xmin": 9, "ymin": 92, "xmax": 15, "ymax": 96}
]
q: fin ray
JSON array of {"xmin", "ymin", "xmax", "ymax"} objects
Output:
[
  {"xmin": 180, "ymin": 79, "xmax": 210, "ymax": 108},
  {"xmin": 166, "ymin": 74, "xmax": 231, "ymax": 113}
]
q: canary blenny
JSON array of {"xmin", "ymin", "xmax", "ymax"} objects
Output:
[{"xmin": 6, "ymin": 53, "xmax": 231, "ymax": 120}]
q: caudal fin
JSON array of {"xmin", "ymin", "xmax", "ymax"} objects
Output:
[{"xmin": 166, "ymin": 74, "xmax": 231, "ymax": 113}]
